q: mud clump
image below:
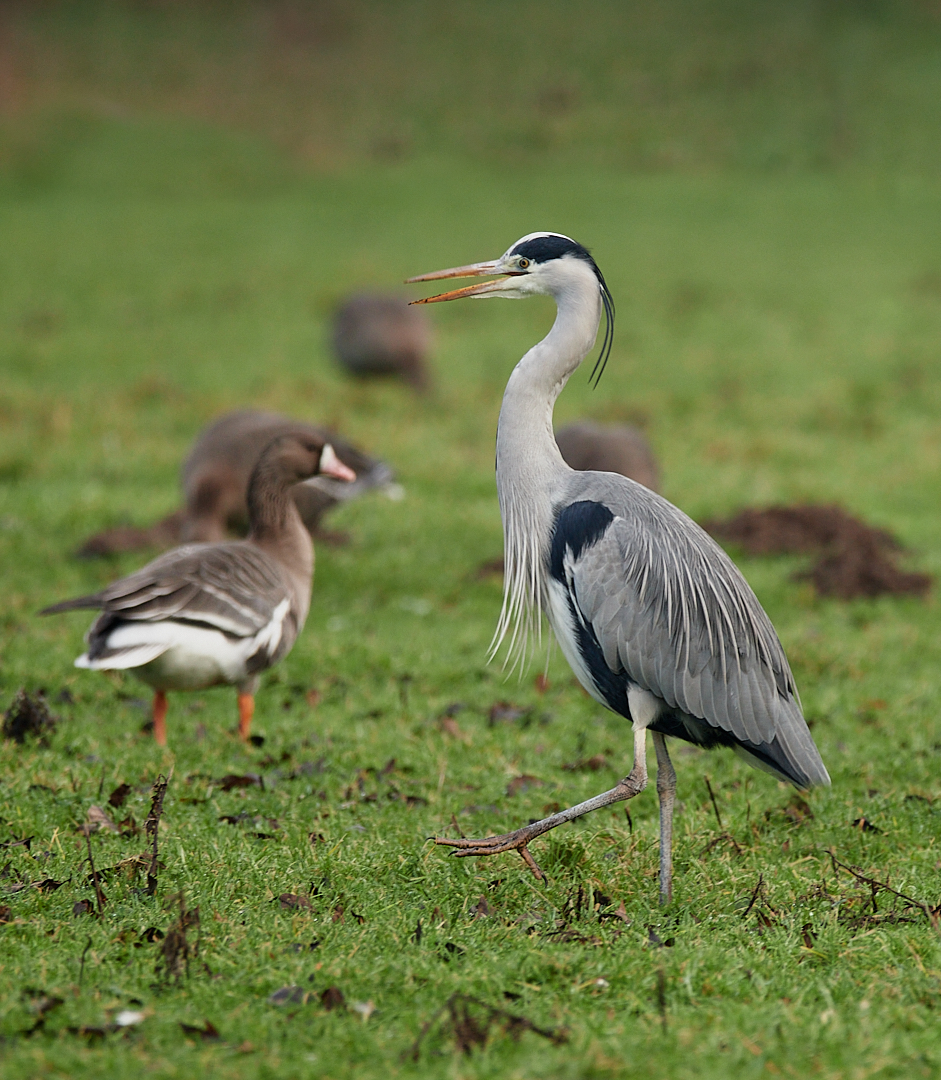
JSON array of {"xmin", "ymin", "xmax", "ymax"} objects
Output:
[
  {"xmin": 702, "ymin": 504, "xmax": 931, "ymax": 601},
  {"xmin": 2, "ymin": 689, "xmax": 58, "ymax": 744}
]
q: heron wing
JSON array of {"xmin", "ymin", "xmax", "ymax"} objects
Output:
[{"xmin": 553, "ymin": 474, "xmax": 828, "ymax": 787}]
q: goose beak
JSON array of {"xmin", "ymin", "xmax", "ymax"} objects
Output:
[
  {"xmin": 319, "ymin": 444, "xmax": 356, "ymax": 483},
  {"xmin": 406, "ymin": 259, "xmax": 518, "ymax": 304}
]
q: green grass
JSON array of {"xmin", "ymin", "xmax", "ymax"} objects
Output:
[{"xmin": 3, "ymin": 4, "xmax": 941, "ymax": 1077}]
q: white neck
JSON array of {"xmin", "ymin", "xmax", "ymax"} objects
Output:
[{"xmin": 491, "ymin": 260, "xmax": 602, "ymax": 666}]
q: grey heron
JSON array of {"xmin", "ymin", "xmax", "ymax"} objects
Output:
[
  {"xmin": 43, "ymin": 435, "xmax": 355, "ymax": 745},
  {"xmin": 408, "ymin": 232, "xmax": 829, "ymax": 902}
]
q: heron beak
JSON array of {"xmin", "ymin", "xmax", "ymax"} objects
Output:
[
  {"xmin": 406, "ymin": 259, "xmax": 517, "ymax": 304},
  {"xmin": 319, "ymin": 444, "xmax": 356, "ymax": 482}
]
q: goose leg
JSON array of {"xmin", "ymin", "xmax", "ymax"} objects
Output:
[
  {"xmin": 153, "ymin": 691, "xmax": 168, "ymax": 746},
  {"xmin": 237, "ymin": 693, "xmax": 255, "ymax": 741},
  {"xmin": 652, "ymin": 731, "xmax": 676, "ymax": 904},
  {"xmin": 436, "ymin": 728, "xmax": 648, "ymax": 880}
]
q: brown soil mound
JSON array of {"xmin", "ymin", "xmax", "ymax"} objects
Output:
[
  {"xmin": 702, "ymin": 504, "xmax": 931, "ymax": 600},
  {"xmin": 2, "ymin": 689, "xmax": 58, "ymax": 744},
  {"xmin": 702, "ymin": 504, "xmax": 898, "ymax": 556}
]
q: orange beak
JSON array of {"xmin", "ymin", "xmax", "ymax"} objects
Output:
[{"xmin": 406, "ymin": 260, "xmax": 519, "ymax": 304}]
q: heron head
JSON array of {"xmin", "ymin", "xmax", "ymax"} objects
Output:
[
  {"xmin": 407, "ymin": 232, "xmax": 607, "ymax": 302},
  {"xmin": 407, "ymin": 232, "xmax": 615, "ymax": 382}
]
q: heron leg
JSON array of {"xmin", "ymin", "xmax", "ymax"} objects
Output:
[
  {"xmin": 152, "ymin": 691, "xmax": 168, "ymax": 746},
  {"xmin": 436, "ymin": 728, "xmax": 649, "ymax": 880},
  {"xmin": 652, "ymin": 731, "xmax": 676, "ymax": 905}
]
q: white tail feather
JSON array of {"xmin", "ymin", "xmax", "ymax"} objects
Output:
[{"xmin": 76, "ymin": 643, "xmax": 170, "ymax": 670}]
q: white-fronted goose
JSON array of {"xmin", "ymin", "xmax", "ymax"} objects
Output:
[
  {"xmin": 332, "ymin": 293, "xmax": 432, "ymax": 392},
  {"xmin": 77, "ymin": 410, "xmax": 393, "ymax": 557},
  {"xmin": 555, "ymin": 420, "xmax": 660, "ymax": 492},
  {"xmin": 43, "ymin": 435, "xmax": 355, "ymax": 746}
]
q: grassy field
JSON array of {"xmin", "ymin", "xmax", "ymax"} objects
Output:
[{"xmin": 3, "ymin": 4, "xmax": 941, "ymax": 1079}]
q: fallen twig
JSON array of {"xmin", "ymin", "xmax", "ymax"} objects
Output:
[
  {"xmin": 699, "ymin": 831, "xmax": 744, "ymax": 858},
  {"xmin": 829, "ymin": 850, "xmax": 939, "ymax": 930},
  {"xmin": 403, "ymin": 992, "xmax": 567, "ymax": 1061},
  {"xmin": 84, "ymin": 833, "xmax": 106, "ymax": 914},
  {"xmin": 145, "ymin": 770, "xmax": 172, "ymax": 897},
  {"xmin": 156, "ymin": 890, "xmax": 200, "ymax": 982}
]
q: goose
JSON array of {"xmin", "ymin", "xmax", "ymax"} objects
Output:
[
  {"xmin": 555, "ymin": 420, "xmax": 659, "ymax": 493},
  {"xmin": 332, "ymin": 293, "xmax": 433, "ymax": 392},
  {"xmin": 77, "ymin": 410, "xmax": 394, "ymax": 557},
  {"xmin": 43, "ymin": 434, "xmax": 355, "ymax": 746}
]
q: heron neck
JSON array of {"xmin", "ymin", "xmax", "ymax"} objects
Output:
[
  {"xmin": 496, "ymin": 275, "xmax": 601, "ymax": 500},
  {"xmin": 490, "ymin": 273, "xmax": 601, "ymax": 666}
]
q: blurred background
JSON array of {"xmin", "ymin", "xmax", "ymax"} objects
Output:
[
  {"xmin": 3, "ymin": 0, "xmax": 941, "ymax": 684},
  {"xmin": 5, "ymin": 8, "xmax": 941, "ymax": 1065},
  {"xmin": 5, "ymin": 0, "xmax": 941, "ymax": 173}
]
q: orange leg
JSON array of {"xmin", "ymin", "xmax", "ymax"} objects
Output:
[
  {"xmin": 153, "ymin": 691, "xmax": 168, "ymax": 746},
  {"xmin": 238, "ymin": 693, "xmax": 255, "ymax": 741}
]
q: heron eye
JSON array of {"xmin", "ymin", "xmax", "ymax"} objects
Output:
[{"xmin": 518, "ymin": 258, "xmax": 530, "ymax": 269}]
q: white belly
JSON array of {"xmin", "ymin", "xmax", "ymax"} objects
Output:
[
  {"xmin": 78, "ymin": 620, "xmax": 263, "ymax": 691},
  {"xmin": 135, "ymin": 633, "xmax": 250, "ymax": 691},
  {"xmin": 545, "ymin": 577, "xmax": 611, "ymax": 710}
]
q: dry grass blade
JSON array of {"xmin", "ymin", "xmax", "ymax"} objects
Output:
[
  {"xmin": 656, "ymin": 967, "xmax": 668, "ymax": 1033},
  {"xmin": 704, "ymin": 775, "xmax": 723, "ymax": 829}
]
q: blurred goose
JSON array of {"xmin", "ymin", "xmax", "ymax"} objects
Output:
[
  {"xmin": 43, "ymin": 435, "xmax": 355, "ymax": 746},
  {"xmin": 77, "ymin": 410, "xmax": 394, "ymax": 557},
  {"xmin": 555, "ymin": 420, "xmax": 659, "ymax": 493},
  {"xmin": 332, "ymin": 292, "xmax": 432, "ymax": 392}
]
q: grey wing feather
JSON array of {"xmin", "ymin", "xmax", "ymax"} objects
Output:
[
  {"xmin": 81, "ymin": 543, "xmax": 290, "ymax": 638},
  {"xmin": 562, "ymin": 473, "xmax": 828, "ymax": 787}
]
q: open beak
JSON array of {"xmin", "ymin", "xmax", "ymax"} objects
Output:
[
  {"xmin": 406, "ymin": 259, "xmax": 515, "ymax": 304},
  {"xmin": 319, "ymin": 444, "xmax": 356, "ymax": 483}
]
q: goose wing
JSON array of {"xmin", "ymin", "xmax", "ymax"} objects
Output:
[{"xmin": 44, "ymin": 543, "xmax": 291, "ymax": 638}]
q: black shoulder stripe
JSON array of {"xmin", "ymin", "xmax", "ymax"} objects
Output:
[
  {"xmin": 549, "ymin": 500, "xmax": 615, "ymax": 583},
  {"xmin": 549, "ymin": 501, "xmax": 628, "ymax": 717}
]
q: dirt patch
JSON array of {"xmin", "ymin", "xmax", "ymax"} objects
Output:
[
  {"xmin": 701, "ymin": 504, "xmax": 897, "ymax": 556},
  {"xmin": 702, "ymin": 504, "xmax": 931, "ymax": 600},
  {"xmin": 2, "ymin": 690, "xmax": 58, "ymax": 744}
]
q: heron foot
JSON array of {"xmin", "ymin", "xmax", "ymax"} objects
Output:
[
  {"xmin": 435, "ymin": 769, "xmax": 648, "ymax": 882},
  {"xmin": 436, "ymin": 827, "xmax": 548, "ymax": 880}
]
